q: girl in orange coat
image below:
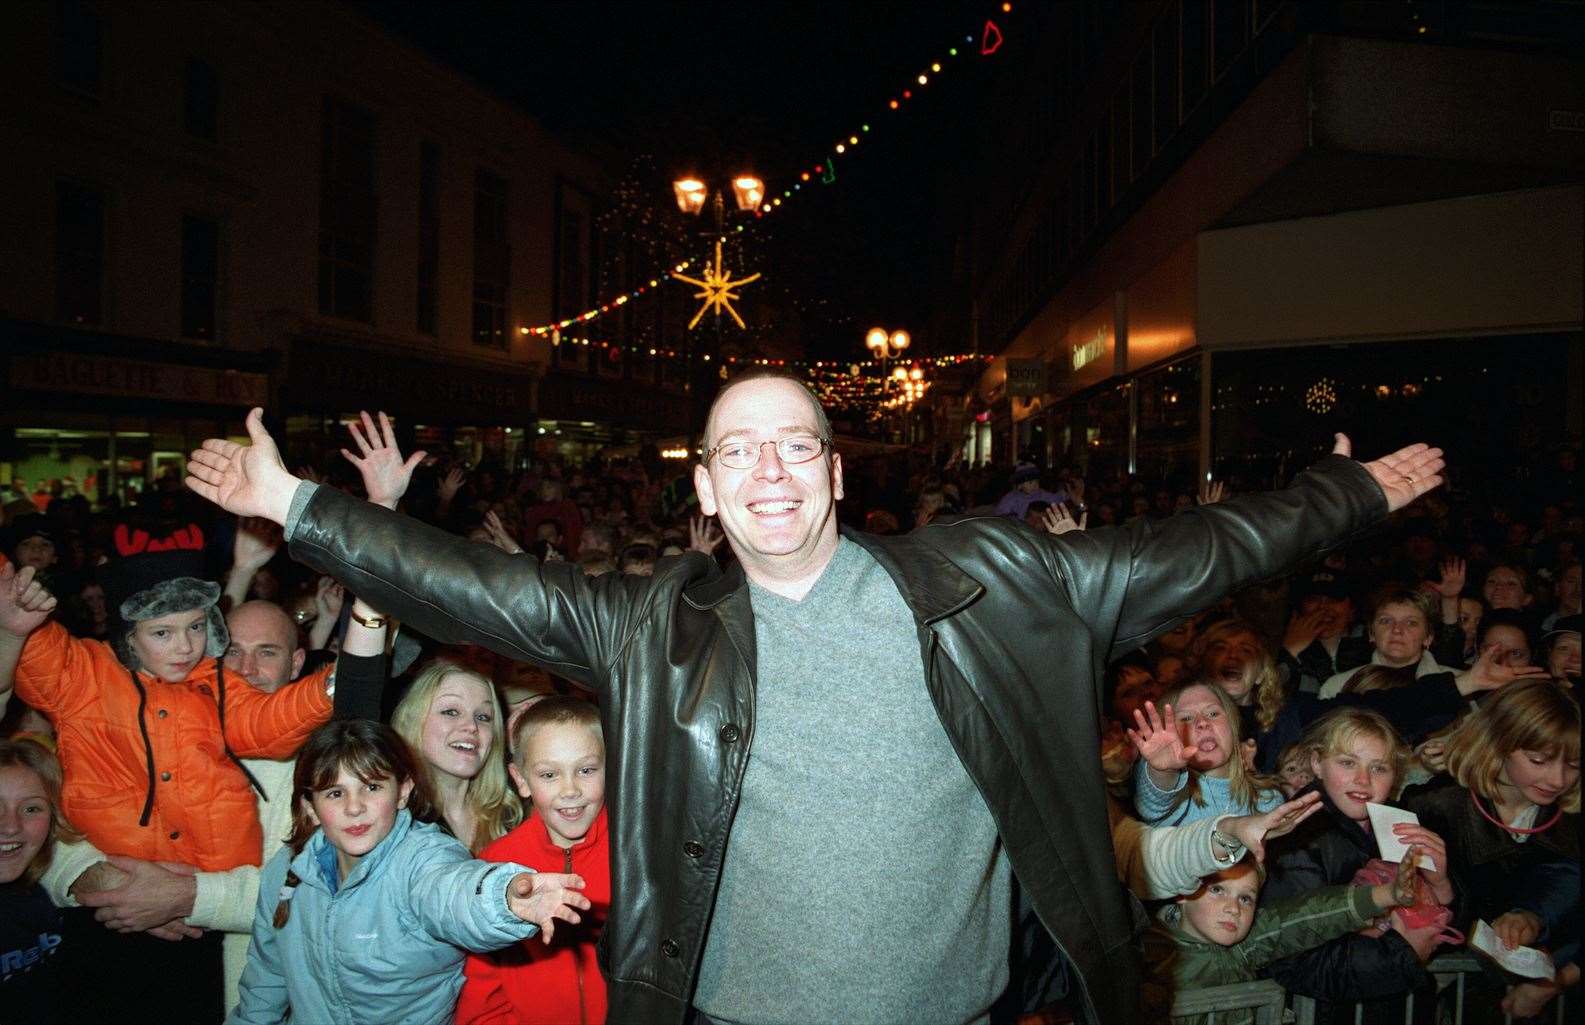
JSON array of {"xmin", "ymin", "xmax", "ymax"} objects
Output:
[{"xmin": 0, "ymin": 540, "xmax": 334, "ymax": 1022}]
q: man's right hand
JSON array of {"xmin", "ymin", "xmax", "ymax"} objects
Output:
[{"xmin": 186, "ymin": 407, "xmax": 302, "ymax": 525}]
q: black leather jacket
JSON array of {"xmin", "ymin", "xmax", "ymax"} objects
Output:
[{"xmin": 286, "ymin": 455, "xmax": 1385, "ymax": 1024}]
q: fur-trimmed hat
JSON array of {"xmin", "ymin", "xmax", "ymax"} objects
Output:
[{"xmin": 102, "ymin": 525, "xmax": 227, "ymax": 671}]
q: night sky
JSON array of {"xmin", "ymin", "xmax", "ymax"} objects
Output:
[{"xmin": 362, "ymin": 0, "xmax": 1021, "ymax": 361}]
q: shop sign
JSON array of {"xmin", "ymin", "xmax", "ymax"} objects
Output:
[
  {"xmin": 9, "ymin": 353, "xmax": 268, "ymax": 406},
  {"xmin": 537, "ymin": 374, "xmax": 687, "ymax": 427},
  {"xmin": 1548, "ymin": 109, "xmax": 1584, "ymax": 132},
  {"xmin": 289, "ymin": 343, "xmax": 531, "ymax": 420},
  {"xmin": 1005, "ymin": 359, "xmax": 1047, "ymax": 397},
  {"xmin": 1071, "ymin": 328, "xmax": 1107, "ymax": 371}
]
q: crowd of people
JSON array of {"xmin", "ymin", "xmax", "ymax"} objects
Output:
[{"xmin": 0, "ymin": 384, "xmax": 1578, "ymax": 1025}]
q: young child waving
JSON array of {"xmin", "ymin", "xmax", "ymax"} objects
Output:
[
  {"xmin": 229, "ymin": 720, "xmax": 589, "ymax": 1025},
  {"xmin": 1130, "ymin": 684, "xmax": 1283, "ymax": 826}
]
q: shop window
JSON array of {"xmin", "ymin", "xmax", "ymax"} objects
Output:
[
  {"xmin": 180, "ymin": 214, "xmax": 220, "ymax": 341},
  {"xmin": 55, "ymin": 180, "xmax": 104, "ymax": 325},
  {"xmin": 417, "ymin": 141, "xmax": 440, "ymax": 335},
  {"xmin": 1208, "ymin": 335, "xmax": 1575, "ymax": 496},
  {"xmin": 184, "ymin": 57, "xmax": 218, "ymax": 140},
  {"xmin": 318, "ymin": 97, "xmax": 376, "ymax": 323},
  {"xmin": 472, "ymin": 168, "xmax": 510, "ymax": 349},
  {"xmin": 56, "ymin": 0, "xmax": 101, "ymax": 96},
  {"xmin": 1136, "ymin": 357, "xmax": 1201, "ymax": 485}
]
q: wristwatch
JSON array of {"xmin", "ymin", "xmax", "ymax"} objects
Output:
[
  {"xmin": 349, "ymin": 606, "xmax": 387, "ymax": 630},
  {"xmin": 1210, "ymin": 828, "xmax": 1244, "ymax": 863}
]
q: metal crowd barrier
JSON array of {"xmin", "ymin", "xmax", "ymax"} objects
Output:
[
  {"xmin": 1169, "ymin": 979, "xmax": 1289, "ymax": 1024},
  {"xmin": 1165, "ymin": 956, "xmax": 1570, "ymax": 1025},
  {"xmin": 1283, "ymin": 954, "xmax": 1569, "ymax": 1025}
]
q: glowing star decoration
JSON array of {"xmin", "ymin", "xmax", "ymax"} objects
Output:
[{"xmin": 672, "ymin": 239, "xmax": 761, "ymax": 330}]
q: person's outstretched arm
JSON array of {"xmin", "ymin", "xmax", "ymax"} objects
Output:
[
  {"xmin": 187, "ymin": 409, "xmax": 640, "ymax": 690},
  {"xmin": 1043, "ymin": 435, "xmax": 1443, "ymax": 662}
]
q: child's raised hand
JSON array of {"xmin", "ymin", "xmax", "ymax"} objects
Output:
[
  {"xmin": 1223, "ymin": 790, "xmax": 1322, "ymax": 863},
  {"xmin": 506, "ymin": 871, "xmax": 591, "ymax": 945},
  {"xmin": 1126, "ymin": 701, "xmax": 1193, "ymax": 774}
]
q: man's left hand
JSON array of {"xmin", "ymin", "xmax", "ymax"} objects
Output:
[
  {"xmin": 1332, "ymin": 434, "xmax": 1445, "ymax": 512},
  {"xmin": 75, "ymin": 856, "xmax": 199, "ymax": 933}
]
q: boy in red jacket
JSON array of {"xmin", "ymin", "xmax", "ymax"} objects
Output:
[{"xmin": 456, "ymin": 696, "xmax": 610, "ymax": 1025}]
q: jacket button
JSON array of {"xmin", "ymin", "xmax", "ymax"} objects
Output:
[
  {"xmin": 683, "ymin": 841, "xmax": 705, "ymax": 859},
  {"xmin": 160, "ymin": 771, "xmax": 172, "ymax": 782},
  {"xmin": 169, "ymin": 831, "xmax": 181, "ymax": 840},
  {"xmin": 157, "ymin": 709, "xmax": 168, "ymax": 718},
  {"xmin": 718, "ymin": 723, "xmax": 740, "ymax": 744},
  {"xmin": 661, "ymin": 938, "xmax": 680, "ymax": 958}
]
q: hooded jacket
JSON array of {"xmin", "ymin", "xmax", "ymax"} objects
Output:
[
  {"xmin": 229, "ymin": 811, "xmax": 538, "ymax": 1025},
  {"xmin": 283, "ymin": 453, "xmax": 1387, "ymax": 1024},
  {"xmin": 1142, "ymin": 883, "xmax": 1382, "ymax": 1025},
  {"xmin": 456, "ymin": 807, "xmax": 612, "ymax": 1025},
  {"xmin": 14, "ymin": 622, "xmax": 332, "ymax": 871}
]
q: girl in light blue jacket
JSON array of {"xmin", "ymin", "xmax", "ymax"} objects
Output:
[{"xmin": 229, "ymin": 720, "xmax": 589, "ymax": 1025}]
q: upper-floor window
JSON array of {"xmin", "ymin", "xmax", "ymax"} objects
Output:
[
  {"xmin": 56, "ymin": 180, "xmax": 104, "ymax": 325},
  {"xmin": 181, "ymin": 214, "xmax": 220, "ymax": 340},
  {"xmin": 472, "ymin": 169, "xmax": 509, "ymax": 349},
  {"xmin": 417, "ymin": 141, "xmax": 440, "ymax": 335},
  {"xmin": 56, "ymin": 0, "xmax": 102, "ymax": 95},
  {"xmin": 318, "ymin": 97, "xmax": 376, "ymax": 323},
  {"xmin": 184, "ymin": 58, "xmax": 218, "ymax": 140}
]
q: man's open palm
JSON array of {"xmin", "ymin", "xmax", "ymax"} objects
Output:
[
  {"xmin": 1332, "ymin": 434, "xmax": 1445, "ymax": 513},
  {"xmin": 186, "ymin": 407, "xmax": 300, "ymax": 525}
]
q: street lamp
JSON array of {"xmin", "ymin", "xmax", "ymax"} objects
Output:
[
  {"xmin": 675, "ymin": 173, "xmax": 764, "ymax": 229},
  {"xmin": 672, "ymin": 171, "xmax": 763, "ymax": 446},
  {"xmin": 865, "ymin": 326, "xmax": 910, "ymax": 379}
]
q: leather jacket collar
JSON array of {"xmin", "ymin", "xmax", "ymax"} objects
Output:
[{"xmin": 681, "ymin": 525, "xmax": 986, "ymax": 625}]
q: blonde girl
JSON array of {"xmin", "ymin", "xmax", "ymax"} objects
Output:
[
  {"xmin": 392, "ymin": 657, "xmax": 522, "ymax": 852},
  {"xmin": 1262, "ymin": 709, "xmax": 1458, "ymax": 1013},
  {"xmin": 1401, "ymin": 680, "xmax": 1580, "ymax": 1020},
  {"xmin": 1127, "ymin": 681, "xmax": 1283, "ymax": 826}
]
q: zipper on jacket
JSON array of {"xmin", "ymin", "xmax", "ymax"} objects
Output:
[{"xmin": 566, "ymin": 845, "xmax": 587, "ymax": 1025}]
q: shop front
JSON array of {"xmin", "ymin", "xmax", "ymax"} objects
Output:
[{"xmin": 1, "ymin": 320, "xmax": 271, "ymax": 507}]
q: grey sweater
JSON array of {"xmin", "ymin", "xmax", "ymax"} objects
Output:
[{"xmin": 693, "ymin": 538, "xmax": 1011, "ymax": 1025}]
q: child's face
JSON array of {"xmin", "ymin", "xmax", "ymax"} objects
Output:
[
  {"xmin": 129, "ymin": 608, "xmax": 209, "ymax": 682},
  {"xmin": 0, "ymin": 765, "xmax": 52, "ymax": 885},
  {"xmin": 509, "ymin": 722, "xmax": 605, "ymax": 849},
  {"xmin": 1202, "ymin": 630, "xmax": 1263, "ymax": 704},
  {"xmin": 1310, "ymin": 734, "xmax": 1395, "ymax": 823},
  {"xmin": 1178, "ymin": 861, "xmax": 1262, "ymax": 947},
  {"xmin": 418, "ymin": 673, "xmax": 497, "ymax": 783},
  {"xmin": 1500, "ymin": 748, "xmax": 1579, "ymax": 809},
  {"xmin": 1278, "ymin": 757, "xmax": 1314, "ymax": 798},
  {"xmin": 304, "ymin": 767, "xmax": 413, "ymax": 879},
  {"xmin": 1173, "ymin": 685, "xmax": 1235, "ymax": 776}
]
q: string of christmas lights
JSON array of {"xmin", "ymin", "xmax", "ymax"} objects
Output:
[
  {"xmin": 544, "ymin": 333, "xmax": 992, "ymax": 370},
  {"xmin": 518, "ymin": 1, "xmax": 1016, "ymax": 339}
]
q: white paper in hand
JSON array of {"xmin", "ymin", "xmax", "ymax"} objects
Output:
[
  {"xmin": 1472, "ymin": 920, "xmax": 1556, "ymax": 980},
  {"xmin": 1365, "ymin": 802, "xmax": 1438, "ymax": 873}
]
